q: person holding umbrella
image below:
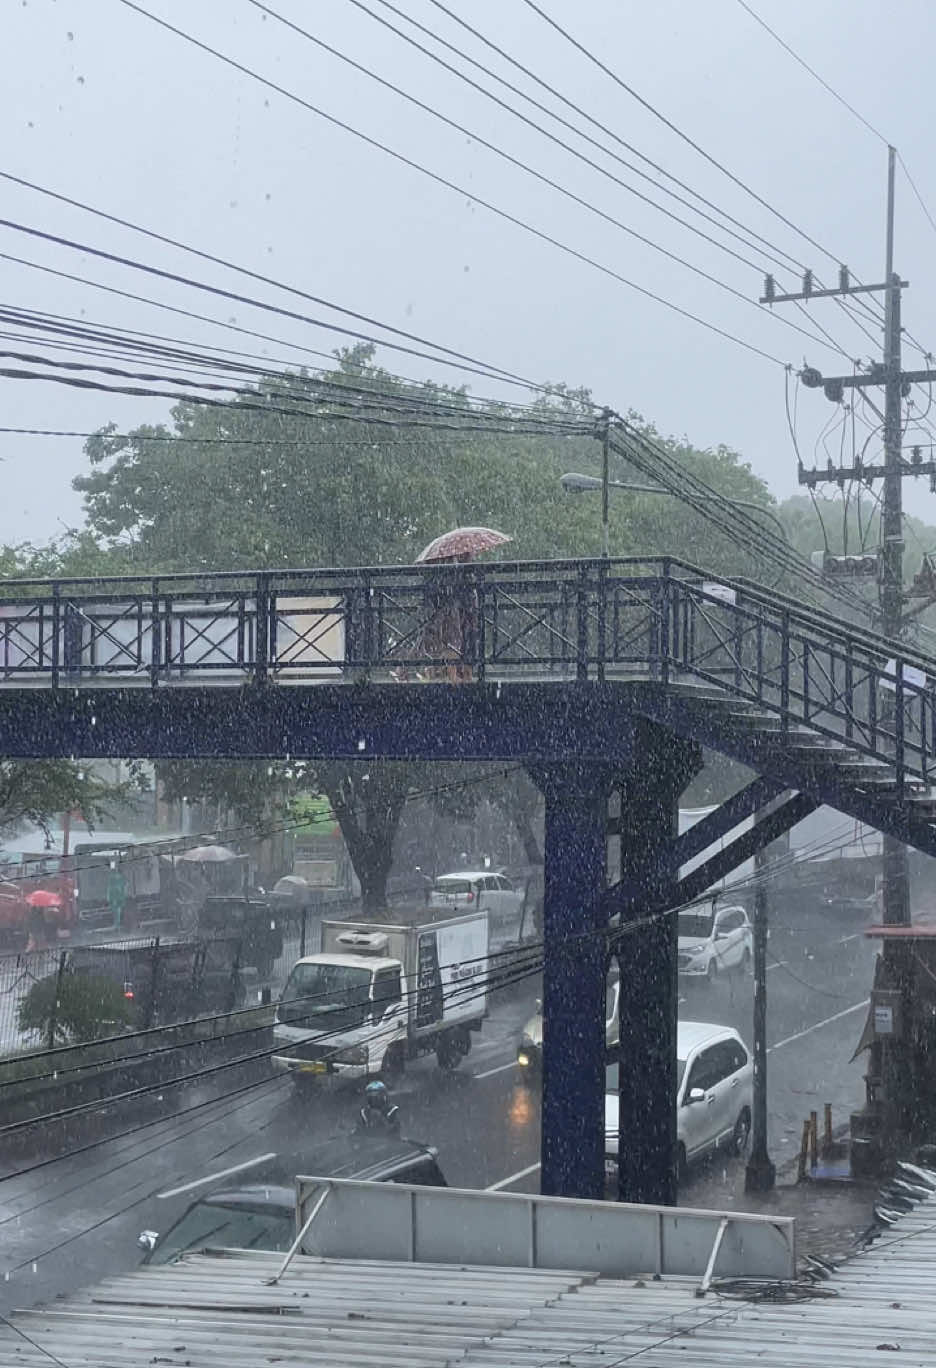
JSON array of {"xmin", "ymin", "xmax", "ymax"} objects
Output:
[{"xmin": 403, "ymin": 526, "xmax": 511, "ymax": 682}]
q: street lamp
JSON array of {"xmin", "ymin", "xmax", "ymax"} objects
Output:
[{"xmin": 559, "ymin": 472, "xmax": 789, "ymax": 553}]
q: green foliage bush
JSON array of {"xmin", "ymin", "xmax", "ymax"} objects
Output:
[{"xmin": 17, "ymin": 971, "xmax": 135, "ymax": 1044}]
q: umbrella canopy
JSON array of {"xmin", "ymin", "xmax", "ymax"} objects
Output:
[
  {"xmin": 25, "ymin": 889, "xmax": 62, "ymax": 909},
  {"xmin": 415, "ymin": 526, "xmax": 512, "ymax": 564},
  {"xmin": 177, "ymin": 844, "xmax": 238, "ymax": 863}
]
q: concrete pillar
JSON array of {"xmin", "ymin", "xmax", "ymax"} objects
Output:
[
  {"xmin": 615, "ymin": 727, "xmax": 701, "ymax": 1207},
  {"xmin": 531, "ymin": 761, "xmax": 615, "ymax": 1200}
]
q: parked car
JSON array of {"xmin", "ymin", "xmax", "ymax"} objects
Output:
[
  {"xmin": 518, "ymin": 972, "xmax": 619, "ymax": 1074},
  {"xmin": 138, "ymin": 1133, "xmax": 446, "ymax": 1265},
  {"xmin": 677, "ymin": 903, "xmax": 752, "ymax": 981},
  {"xmin": 429, "ymin": 871, "xmax": 523, "ymax": 918},
  {"xmin": 604, "ymin": 1021, "xmax": 753, "ymax": 1181}
]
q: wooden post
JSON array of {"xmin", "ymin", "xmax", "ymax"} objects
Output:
[
  {"xmin": 797, "ymin": 1119, "xmax": 811, "ymax": 1182},
  {"xmin": 809, "ymin": 1110, "xmax": 819, "ymax": 1170},
  {"xmin": 824, "ymin": 1102, "xmax": 833, "ymax": 1154}
]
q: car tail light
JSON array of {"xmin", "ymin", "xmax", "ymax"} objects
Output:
[
  {"xmin": 466, "ymin": 891, "xmax": 474, "ymax": 902},
  {"xmin": 123, "ymin": 982, "xmax": 134, "ymax": 1000}
]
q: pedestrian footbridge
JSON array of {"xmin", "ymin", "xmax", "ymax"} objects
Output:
[{"xmin": 1, "ymin": 555, "xmax": 931, "ymax": 1201}]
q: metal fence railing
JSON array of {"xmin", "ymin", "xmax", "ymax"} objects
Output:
[
  {"xmin": 0, "ymin": 557, "xmax": 933, "ymax": 794},
  {"xmin": 0, "ymin": 894, "xmax": 367, "ymax": 1057}
]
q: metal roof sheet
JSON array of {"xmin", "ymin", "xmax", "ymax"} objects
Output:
[{"xmin": 7, "ymin": 1192, "xmax": 936, "ymax": 1367}]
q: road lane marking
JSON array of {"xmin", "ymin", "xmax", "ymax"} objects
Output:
[
  {"xmin": 766, "ymin": 960, "xmax": 788, "ymax": 972},
  {"xmin": 157, "ymin": 1152, "xmax": 277, "ymax": 1199},
  {"xmin": 474, "ymin": 1062, "xmax": 517, "ymax": 1080},
  {"xmin": 486, "ymin": 1162, "xmax": 541, "ymax": 1191},
  {"xmin": 837, "ymin": 933, "xmax": 862, "ymax": 945},
  {"xmin": 767, "ymin": 999, "xmax": 869, "ymax": 1054}
]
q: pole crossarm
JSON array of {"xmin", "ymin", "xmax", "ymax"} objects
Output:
[
  {"xmin": 760, "ymin": 280, "xmax": 904, "ymax": 304},
  {"xmin": 800, "ymin": 461, "xmax": 936, "ymax": 486}
]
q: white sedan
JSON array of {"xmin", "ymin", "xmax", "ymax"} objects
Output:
[
  {"xmin": 677, "ymin": 903, "xmax": 752, "ymax": 981},
  {"xmin": 605, "ymin": 1021, "xmax": 753, "ymax": 1180}
]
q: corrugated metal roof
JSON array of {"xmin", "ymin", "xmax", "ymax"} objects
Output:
[{"xmin": 6, "ymin": 1193, "xmax": 936, "ymax": 1366}]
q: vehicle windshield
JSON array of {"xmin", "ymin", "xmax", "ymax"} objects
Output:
[
  {"xmin": 147, "ymin": 1201, "xmax": 294, "ymax": 1265},
  {"xmin": 432, "ymin": 879, "xmax": 472, "ymax": 896},
  {"xmin": 678, "ymin": 911, "xmax": 714, "ymax": 940},
  {"xmin": 277, "ymin": 961, "xmax": 373, "ymax": 1031}
]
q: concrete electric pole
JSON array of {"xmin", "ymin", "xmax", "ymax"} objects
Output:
[{"xmin": 762, "ymin": 146, "xmax": 936, "ymax": 1154}]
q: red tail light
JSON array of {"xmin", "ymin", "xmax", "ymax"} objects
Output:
[
  {"xmin": 466, "ymin": 891, "xmax": 474, "ymax": 902},
  {"xmin": 123, "ymin": 982, "xmax": 134, "ymax": 999}
]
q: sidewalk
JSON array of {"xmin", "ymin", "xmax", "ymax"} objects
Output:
[{"xmin": 710, "ymin": 1148, "xmax": 878, "ymax": 1266}]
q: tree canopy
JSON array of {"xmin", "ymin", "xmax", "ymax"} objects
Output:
[{"xmin": 2, "ymin": 347, "xmax": 791, "ymax": 903}]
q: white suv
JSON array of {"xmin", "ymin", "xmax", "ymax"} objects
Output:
[
  {"xmin": 677, "ymin": 903, "xmax": 752, "ymax": 981},
  {"xmin": 605, "ymin": 1021, "xmax": 753, "ymax": 1180}
]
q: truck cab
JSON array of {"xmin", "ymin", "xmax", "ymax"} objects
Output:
[{"xmin": 273, "ymin": 935, "xmax": 406, "ymax": 1083}]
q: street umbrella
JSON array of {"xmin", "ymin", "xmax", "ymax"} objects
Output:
[
  {"xmin": 415, "ymin": 526, "xmax": 512, "ymax": 563},
  {"xmin": 177, "ymin": 844, "xmax": 238, "ymax": 863},
  {"xmin": 25, "ymin": 889, "xmax": 62, "ymax": 909}
]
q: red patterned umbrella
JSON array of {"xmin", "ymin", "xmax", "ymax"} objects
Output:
[{"xmin": 415, "ymin": 526, "xmax": 512, "ymax": 564}]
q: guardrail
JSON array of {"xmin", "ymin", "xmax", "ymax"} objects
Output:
[
  {"xmin": 292, "ymin": 1174, "xmax": 796, "ymax": 1281},
  {"xmin": 0, "ymin": 556, "xmax": 933, "ymax": 791}
]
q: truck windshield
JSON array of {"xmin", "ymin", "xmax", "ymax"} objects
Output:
[
  {"xmin": 277, "ymin": 961, "xmax": 373, "ymax": 1031},
  {"xmin": 147, "ymin": 1201, "xmax": 294, "ymax": 1265},
  {"xmin": 677, "ymin": 911, "xmax": 714, "ymax": 940},
  {"xmin": 433, "ymin": 880, "xmax": 472, "ymax": 897}
]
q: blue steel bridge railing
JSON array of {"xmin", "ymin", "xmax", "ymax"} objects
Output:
[{"xmin": 0, "ymin": 556, "xmax": 932, "ymax": 791}]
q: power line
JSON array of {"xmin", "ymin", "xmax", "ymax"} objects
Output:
[
  {"xmin": 0, "ymin": 317, "xmax": 588, "ymax": 429},
  {"xmin": 898, "ymin": 151, "xmax": 936, "ymax": 241},
  {"xmin": 114, "ymin": 0, "xmax": 790, "ymax": 369},
  {"xmin": 0, "ymin": 425, "xmax": 486, "ymax": 448},
  {"xmin": 731, "ymin": 0, "xmax": 936, "ymax": 366},
  {"xmin": 0, "ymin": 357, "xmax": 589, "ymax": 439},
  {"xmin": 0, "ymin": 171, "xmax": 543, "ymax": 396},
  {"xmin": 251, "ymin": 1, "xmax": 855, "ymax": 364},
  {"xmin": 420, "ymin": 0, "xmax": 810, "ymax": 277},
  {"xmin": 0, "ymin": 1311, "xmax": 70, "ymax": 1368},
  {"xmin": 519, "ymin": 0, "xmax": 851, "ymax": 271},
  {"xmin": 333, "ymin": 0, "xmax": 791, "ymax": 279},
  {"xmin": 734, "ymin": 0, "xmax": 890, "ymax": 145},
  {"xmin": 0, "ymin": 204, "xmax": 543, "ymax": 395},
  {"xmin": 0, "ymin": 251, "xmax": 551, "ymax": 410}
]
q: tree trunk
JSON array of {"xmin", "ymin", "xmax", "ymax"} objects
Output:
[
  {"xmin": 316, "ymin": 763, "xmax": 408, "ymax": 919},
  {"xmin": 515, "ymin": 811, "xmax": 544, "ymax": 867}
]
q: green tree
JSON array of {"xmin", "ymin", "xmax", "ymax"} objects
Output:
[
  {"xmin": 0, "ymin": 759, "xmax": 146, "ymax": 842},
  {"xmin": 17, "ymin": 970, "xmax": 135, "ymax": 1044},
  {"xmin": 62, "ymin": 349, "xmax": 780, "ymax": 905}
]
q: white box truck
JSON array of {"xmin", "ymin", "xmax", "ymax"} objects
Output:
[{"xmin": 272, "ymin": 910, "xmax": 489, "ymax": 1086}]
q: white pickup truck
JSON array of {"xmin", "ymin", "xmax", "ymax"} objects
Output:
[{"xmin": 272, "ymin": 910, "xmax": 490, "ymax": 1087}]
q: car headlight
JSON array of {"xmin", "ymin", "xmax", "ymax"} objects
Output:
[
  {"xmin": 687, "ymin": 944, "xmax": 705, "ymax": 956},
  {"xmin": 332, "ymin": 1044, "xmax": 369, "ymax": 1065}
]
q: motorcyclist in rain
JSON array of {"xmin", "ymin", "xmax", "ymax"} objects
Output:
[{"xmin": 357, "ymin": 1080, "xmax": 400, "ymax": 1131}]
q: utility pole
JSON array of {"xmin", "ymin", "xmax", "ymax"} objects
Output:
[
  {"xmin": 745, "ymin": 844, "xmax": 775, "ymax": 1191},
  {"xmin": 762, "ymin": 145, "xmax": 931, "ymax": 1157},
  {"xmin": 599, "ymin": 407, "xmax": 612, "ymax": 558}
]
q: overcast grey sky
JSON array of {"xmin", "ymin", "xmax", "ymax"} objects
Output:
[{"xmin": 2, "ymin": 0, "xmax": 936, "ymax": 547}]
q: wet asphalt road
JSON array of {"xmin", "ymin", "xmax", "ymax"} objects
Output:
[{"xmin": 0, "ymin": 898, "xmax": 876, "ymax": 1313}]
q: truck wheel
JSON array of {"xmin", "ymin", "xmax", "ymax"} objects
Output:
[
  {"xmin": 381, "ymin": 1044, "xmax": 406, "ymax": 1080},
  {"xmin": 436, "ymin": 1028, "xmax": 470, "ymax": 1071}
]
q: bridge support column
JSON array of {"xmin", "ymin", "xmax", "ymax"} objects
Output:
[
  {"xmin": 615, "ymin": 727, "xmax": 702, "ymax": 1207},
  {"xmin": 531, "ymin": 761, "xmax": 615, "ymax": 1200}
]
